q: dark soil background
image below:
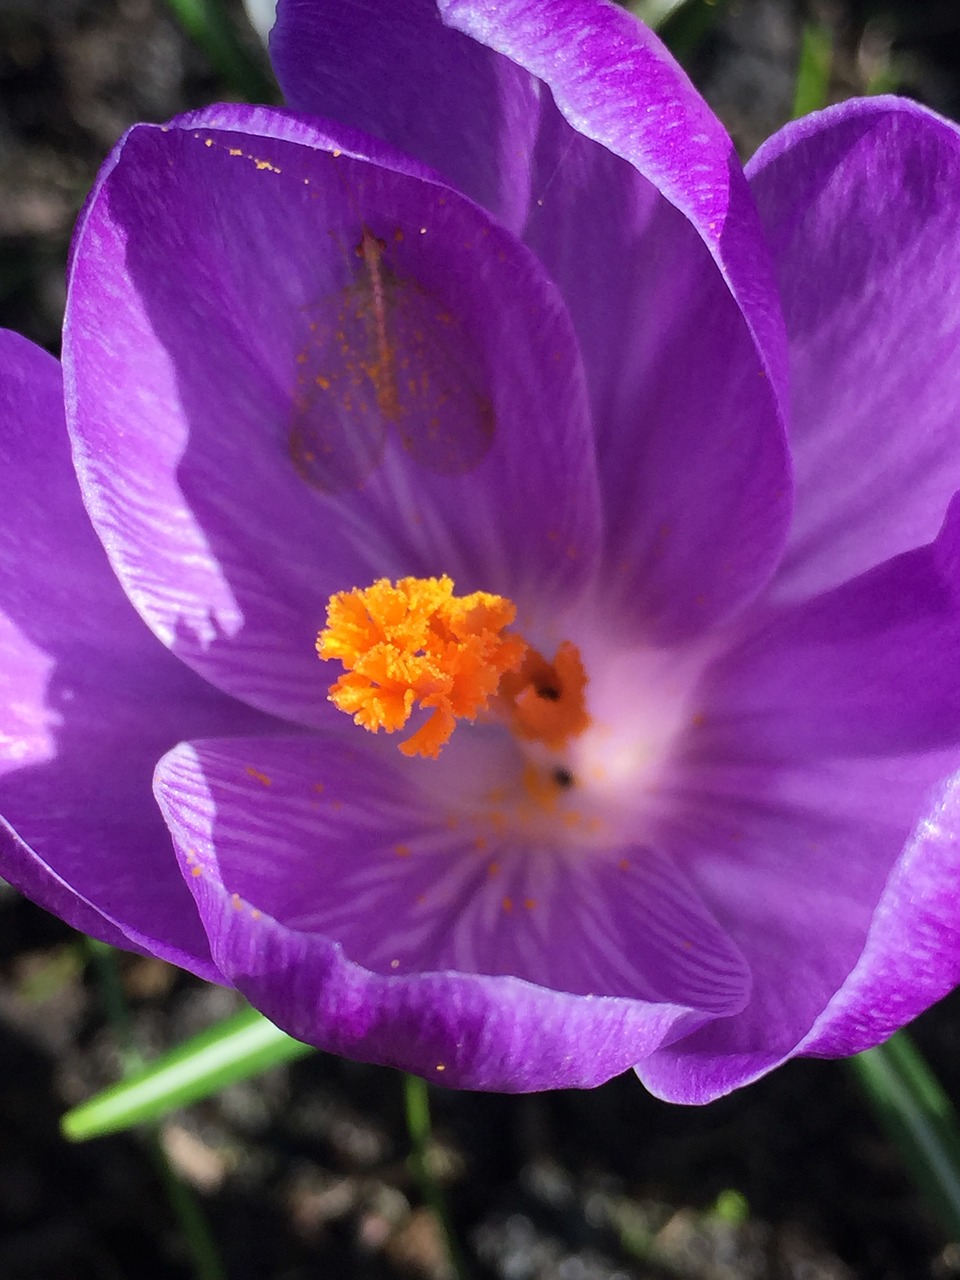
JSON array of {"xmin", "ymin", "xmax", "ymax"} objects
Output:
[{"xmin": 3, "ymin": 2, "xmax": 960, "ymax": 1277}]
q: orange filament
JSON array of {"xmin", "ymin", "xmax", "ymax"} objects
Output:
[
  {"xmin": 318, "ymin": 575, "xmax": 526, "ymax": 758},
  {"xmin": 497, "ymin": 640, "xmax": 590, "ymax": 749},
  {"xmin": 318, "ymin": 576, "xmax": 590, "ymax": 758}
]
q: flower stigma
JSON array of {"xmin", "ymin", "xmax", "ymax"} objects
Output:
[{"xmin": 317, "ymin": 575, "xmax": 591, "ymax": 763}]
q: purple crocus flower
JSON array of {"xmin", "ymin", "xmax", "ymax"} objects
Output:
[{"xmin": 3, "ymin": 0, "xmax": 960, "ymax": 1104}]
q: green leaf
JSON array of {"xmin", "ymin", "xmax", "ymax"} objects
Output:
[
  {"xmin": 851, "ymin": 1030, "xmax": 960, "ymax": 1238},
  {"xmin": 163, "ymin": 0, "xmax": 278, "ymax": 103},
  {"xmin": 792, "ymin": 23, "xmax": 833, "ymax": 119},
  {"xmin": 62, "ymin": 1003, "xmax": 313, "ymax": 1141}
]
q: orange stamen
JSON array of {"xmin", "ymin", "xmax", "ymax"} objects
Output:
[
  {"xmin": 318, "ymin": 576, "xmax": 591, "ymax": 758},
  {"xmin": 318, "ymin": 575, "xmax": 526, "ymax": 758},
  {"xmin": 497, "ymin": 640, "xmax": 590, "ymax": 749}
]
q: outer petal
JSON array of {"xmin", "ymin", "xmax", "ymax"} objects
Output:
[
  {"xmin": 64, "ymin": 104, "xmax": 601, "ymax": 730},
  {"xmin": 0, "ymin": 329, "xmax": 270, "ymax": 978},
  {"xmin": 799, "ymin": 768, "xmax": 960, "ymax": 1056},
  {"xmin": 270, "ymin": 0, "xmax": 542, "ymax": 231},
  {"xmin": 154, "ymin": 735, "xmax": 751, "ymax": 1090},
  {"xmin": 637, "ymin": 749, "xmax": 960, "ymax": 1102},
  {"xmin": 748, "ymin": 97, "xmax": 960, "ymax": 601},
  {"xmin": 635, "ymin": 504, "xmax": 960, "ymax": 1101},
  {"xmin": 519, "ymin": 102, "xmax": 789, "ymax": 641}
]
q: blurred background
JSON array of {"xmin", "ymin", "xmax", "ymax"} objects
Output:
[{"xmin": 3, "ymin": 1, "xmax": 960, "ymax": 1277}]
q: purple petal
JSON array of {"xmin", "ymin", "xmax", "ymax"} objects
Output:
[
  {"xmin": 154, "ymin": 734, "xmax": 750, "ymax": 1090},
  {"xmin": 688, "ymin": 494, "xmax": 960, "ymax": 763},
  {"xmin": 270, "ymin": 0, "xmax": 541, "ymax": 230},
  {"xmin": 273, "ymin": 0, "xmax": 793, "ymax": 637},
  {"xmin": 0, "ymin": 328, "xmax": 270, "ymax": 978},
  {"xmin": 638, "ymin": 747, "xmax": 960, "ymax": 1101},
  {"xmin": 65, "ymin": 104, "xmax": 600, "ymax": 730},
  {"xmin": 799, "ymin": 766, "xmax": 960, "ymax": 1057},
  {"xmin": 634, "ymin": 502, "xmax": 960, "ymax": 1100},
  {"xmin": 439, "ymin": 0, "xmax": 792, "ymax": 638},
  {"xmin": 748, "ymin": 97, "xmax": 960, "ymax": 601}
]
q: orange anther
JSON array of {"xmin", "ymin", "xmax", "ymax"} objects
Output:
[
  {"xmin": 498, "ymin": 640, "xmax": 590, "ymax": 749},
  {"xmin": 318, "ymin": 575, "xmax": 526, "ymax": 757},
  {"xmin": 319, "ymin": 576, "xmax": 590, "ymax": 759}
]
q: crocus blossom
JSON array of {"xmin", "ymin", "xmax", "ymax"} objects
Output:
[{"xmin": 3, "ymin": 0, "xmax": 960, "ymax": 1104}]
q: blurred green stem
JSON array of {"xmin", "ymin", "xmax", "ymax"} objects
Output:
[
  {"xmin": 84, "ymin": 940, "xmax": 226, "ymax": 1280},
  {"xmin": 403, "ymin": 1072, "xmax": 470, "ymax": 1280},
  {"xmin": 851, "ymin": 1030, "xmax": 960, "ymax": 1240},
  {"xmin": 86, "ymin": 939, "xmax": 140, "ymax": 1069},
  {"xmin": 163, "ymin": 0, "xmax": 277, "ymax": 102}
]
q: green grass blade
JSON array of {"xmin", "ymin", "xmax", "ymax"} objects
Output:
[
  {"xmin": 792, "ymin": 23, "xmax": 833, "ymax": 119},
  {"xmin": 62, "ymin": 1003, "xmax": 313, "ymax": 1141},
  {"xmin": 146, "ymin": 1133, "xmax": 226, "ymax": 1280},
  {"xmin": 404, "ymin": 1073, "xmax": 471, "ymax": 1280},
  {"xmin": 851, "ymin": 1030, "xmax": 960, "ymax": 1238},
  {"xmin": 163, "ymin": 0, "xmax": 277, "ymax": 102}
]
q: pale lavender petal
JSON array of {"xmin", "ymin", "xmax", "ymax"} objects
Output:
[
  {"xmin": 0, "ymin": 329, "xmax": 271, "ymax": 978},
  {"xmin": 748, "ymin": 97, "xmax": 960, "ymax": 601},
  {"xmin": 65, "ymin": 104, "xmax": 600, "ymax": 730},
  {"xmin": 633, "ymin": 503, "xmax": 960, "ymax": 1099},
  {"xmin": 154, "ymin": 735, "xmax": 750, "ymax": 1090}
]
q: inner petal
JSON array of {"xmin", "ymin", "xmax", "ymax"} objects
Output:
[
  {"xmin": 66, "ymin": 106, "xmax": 601, "ymax": 732},
  {"xmin": 156, "ymin": 735, "xmax": 749, "ymax": 1012}
]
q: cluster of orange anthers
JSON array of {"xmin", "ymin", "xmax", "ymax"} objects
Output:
[
  {"xmin": 318, "ymin": 575, "xmax": 525, "ymax": 758},
  {"xmin": 318, "ymin": 575, "xmax": 589, "ymax": 758}
]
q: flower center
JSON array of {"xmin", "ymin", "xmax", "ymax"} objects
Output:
[{"xmin": 317, "ymin": 575, "xmax": 589, "ymax": 758}]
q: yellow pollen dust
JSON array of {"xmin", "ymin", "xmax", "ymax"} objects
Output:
[{"xmin": 318, "ymin": 576, "xmax": 590, "ymax": 758}]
